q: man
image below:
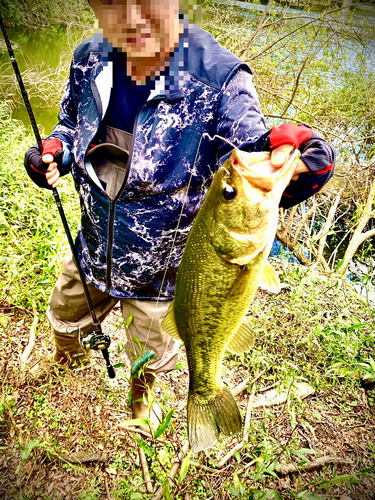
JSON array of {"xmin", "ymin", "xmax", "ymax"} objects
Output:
[{"xmin": 25, "ymin": 0, "xmax": 335, "ymax": 422}]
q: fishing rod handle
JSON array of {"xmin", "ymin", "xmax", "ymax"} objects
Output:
[{"xmin": 102, "ymin": 348, "xmax": 116, "ymax": 379}]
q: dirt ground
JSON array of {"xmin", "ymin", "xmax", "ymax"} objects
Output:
[{"xmin": 1, "ymin": 299, "xmax": 375, "ymax": 500}]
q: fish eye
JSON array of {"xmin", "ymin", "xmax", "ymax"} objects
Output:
[{"xmin": 223, "ymin": 184, "xmax": 237, "ymax": 201}]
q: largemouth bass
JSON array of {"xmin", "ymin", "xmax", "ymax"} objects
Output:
[{"xmin": 161, "ymin": 147, "xmax": 300, "ymax": 453}]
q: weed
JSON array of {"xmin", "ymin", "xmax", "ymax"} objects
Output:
[
  {"xmin": 77, "ymin": 477, "xmax": 101, "ymax": 500},
  {"xmin": 18, "ymin": 438, "xmax": 44, "ymax": 462},
  {"xmin": 0, "ymin": 394, "xmax": 15, "ymax": 421}
]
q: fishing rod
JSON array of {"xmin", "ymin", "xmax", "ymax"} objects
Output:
[{"xmin": 0, "ymin": 13, "xmax": 115, "ymax": 379}]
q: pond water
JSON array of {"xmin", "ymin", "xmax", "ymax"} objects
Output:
[
  {"xmin": 1, "ymin": 2, "xmax": 374, "ymax": 134},
  {"xmin": 0, "ymin": 25, "xmax": 86, "ymax": 136},
  {"xmin": 220, "ymin": 1, "xmax": 375, "ymax": 75}
]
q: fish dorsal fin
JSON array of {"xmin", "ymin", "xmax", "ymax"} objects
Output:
[
  {"xmin": 226, "ymin": 320, "xmax": 255, "ymax": 355},
  {"xmin": 161, "ymin": 300, "xmax": 182, "ymax": 340},
  {"xmin": 259, "ymin": 261, "xmax": 281, "ymax": 293}
]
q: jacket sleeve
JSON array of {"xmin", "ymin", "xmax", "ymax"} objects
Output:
[
  {"xmin": 215, "ymin": 67, "xmax": 267, "ymax": 156},
  {"xmin": 278, "ymin": 128, "xmax": 336, "ymax": 208},
  {"xmin": 215, "ymin": 68, "xmax": 336, "ymax": 208},
  {"xmin": 239, "ymin": 126, "xmax": 336, "ymax": 209}
]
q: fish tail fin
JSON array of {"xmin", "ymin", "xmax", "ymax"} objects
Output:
[{"xmin": 188, "ymin": 386, "xmax": 242, "ymax": 453}]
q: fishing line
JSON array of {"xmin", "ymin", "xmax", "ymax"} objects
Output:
[
  {"xmin": 201, "ymin": 132, "xmax": 239, "ymax": 151},
  {"xmin": 142, "ymin": 132, "xmax": 209, "ymax": 353},
  {"xmin": 143, "ymin": 132, "xmax": 238, "ymax": 356}
]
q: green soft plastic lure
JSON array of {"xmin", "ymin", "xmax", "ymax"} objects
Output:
[{"xmin": 131, "ymin": 349, "xmax": 155, "ymax": 377}]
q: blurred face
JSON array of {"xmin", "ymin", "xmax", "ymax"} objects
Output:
[{"xmin": 90, "ymin": 0, "xmax": 181, "ymax": 59}]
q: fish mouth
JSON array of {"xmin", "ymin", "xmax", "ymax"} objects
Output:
[{"xmin": 231, "ymin": 149, "xmax": 300, "ymax": 193}]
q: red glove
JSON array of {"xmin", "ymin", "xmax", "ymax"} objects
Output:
[
  {"xmin": 26, "ymin": 138, "xmax": 63, "ymax": 175},
  {"xmin": 269, "ymin": 123, "xmax": 313, "ymax": 150},
  {"xmin": 41, "ymin": 138, "xmax": 63, "ymax": 161}
]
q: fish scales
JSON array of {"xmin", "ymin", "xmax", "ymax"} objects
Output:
[
  {"xmin": 162, "ymin": 147, "xmax": 300, "ymax": 452},
  {"xmin": 177, "ymin": 228, "xmax": 247, "ymax": 390}
]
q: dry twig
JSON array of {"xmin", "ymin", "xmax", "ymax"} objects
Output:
[
  {"xmin": 232, "ymin": 377, "xmax": 250, "ymax": 397},
  {"xmin": 59, "ymin": 452, "xmax": 108, "ymax": 464},
  {"xmin": 232, "ymin": 369, "xmax": 265, "ymax": 397},
  {"xmin": 120, "ymin": 425, "xmax": 168, "ymax": 444},
  {"xmin": 217, "ymin": 370, "xmax": 264, "ymax": 468},
  {"xmin": 151, "ymin": 441, "xmax": 190, "ymax": 500},
  {"xmin": 120, "ymin": 425, "xmax": 153, "ymax": 439},
  {"xmin": 238, "ymin": 0, "xmax": 273, "ymax": 58},
  {"xmin": 20, "ymin": 309, "xmax": 38, "ymax": 368},
  {"xmin": 138, "ymin": 445, "xmax": 154, "ymax": 493},
  {"xmin": 278, "ymin": 455, "xmax": 352, "ymax": 475},
  {"xmin": 217, "ymin": 440, "xmax": 246, "ymax": 469},
  {"xmin": 104, "ymin": 475, "xmax": 112, "ymax": 500},
  {"xmin": 190, "ymin": 461, "xmax": 222, "ymax": 474},
  {"xmin": 244, "ymin": 385, "xmax": 256, "ymax": 442}
]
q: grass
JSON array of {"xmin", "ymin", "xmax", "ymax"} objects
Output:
[
  {"xmin": 245, "ymin": 263, "xmax": 375, "ymax": 391},
  {"xmin": 0, "ymin": 101, "xmax": 80, "ymax": 312}
]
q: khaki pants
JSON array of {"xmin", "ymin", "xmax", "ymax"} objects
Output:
[{"xmin": 46, "ymin": 250, "xmax": 180, "ymax": 374}]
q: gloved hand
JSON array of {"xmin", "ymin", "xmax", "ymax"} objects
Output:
[
  {"xmin": 236, "ymin": 122, "xmax": 335, "ymax": 208},
  {"xmin": 269, "ymin": 123, "xmax": 312, "ymax": 181},
  {"xmin": 269, "ymin": 123, "xmax": 313, "ymax": 149},
  {"xmin": 267, "ymin": 123, "xmax": 335, "ymax": 208},
  {"xmin": 24, "ymin": 138, "xmax": 63, "ymax": 189}
]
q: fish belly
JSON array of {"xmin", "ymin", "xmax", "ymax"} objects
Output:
[{"xmin": 174, "ymin": 225, "xmax": 257, "ymax": 452}]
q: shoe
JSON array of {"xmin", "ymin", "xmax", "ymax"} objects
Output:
[
  {"xmin": 29, "ymin": 348, "xmax": 92, "ymax": 380},
  {"xmin": 131, "ymin": 373, "xmax": 162, "ymax": 428}
]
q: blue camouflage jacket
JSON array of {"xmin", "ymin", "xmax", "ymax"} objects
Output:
[{"xmin": 40, "ymin": 25, "xmax": 334, "ymax": 300}]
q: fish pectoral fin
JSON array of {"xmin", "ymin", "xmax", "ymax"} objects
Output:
[
  {"xmin": 259, "ymin": 261, "xmax": 281, "ymax": 293},
  {"xmin": 160, "ymin": 300, "xmax": 182, "ymax": 340},
  {"xmin": 226, "ymin": 320, "xmax": 255, "ymax": 355}
]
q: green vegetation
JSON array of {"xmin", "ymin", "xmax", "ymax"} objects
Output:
[
  {"xmin": 0, "ymin": 102, "xmax": 80, "ymax": 311},
  {"xmin": 0, "ymin": 264, "xmax": 374, "ymax": 498},
  {"xmin": 0, "ymin": 0, "xmax": 94, "ymax": 29}
]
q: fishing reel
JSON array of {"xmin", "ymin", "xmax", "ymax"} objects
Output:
[
  {"xmin": 66, "ymin": 326, "xmax": 111, "ymax": 353},
  {"xmin": 67, "ymin": 326, "xmax": 115, "ymax": 378},
  {"xmin": 79, "ymin": 330, "xmax": 111, "ymax": 351}
]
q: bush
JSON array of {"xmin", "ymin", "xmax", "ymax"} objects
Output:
[{"xmin": 0, "ymin": 0, "xmax": 94, "ymax": 29}]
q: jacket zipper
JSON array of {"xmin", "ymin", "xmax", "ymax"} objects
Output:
[
  {"xmin": 86, "ymin": 59, "xmax": 185, "ymax": 294},
  {"xmin": 92, "ymin": 68, "xmax": 166, "ymax": 293},
  {"xmin": 106, "ymin": 200, "xmax": 115, "ymax": 293},
  {"xmin": 104, "ymin": 100, "xmax": 151, "ymax": 293}
]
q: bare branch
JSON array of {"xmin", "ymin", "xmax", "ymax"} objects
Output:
[
  {"xmin": 278, "ymin": 455, "xmax": 352, "ymax": 476},
  {"xmin": 316, "ymin": 193, "xmax": 342, "ymax": 270},
  {"xmin": 238, "ymin": 0, "xmax": 274, "ymax": 58}
]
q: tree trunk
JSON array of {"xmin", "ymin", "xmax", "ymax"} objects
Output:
[
  {"xmin": 316, "ymin": 193, "xmax": 342, "ymax": 272},
  {"xmin": 336, "ymin": 180, "xmax": 375, "ymax": 276}
]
